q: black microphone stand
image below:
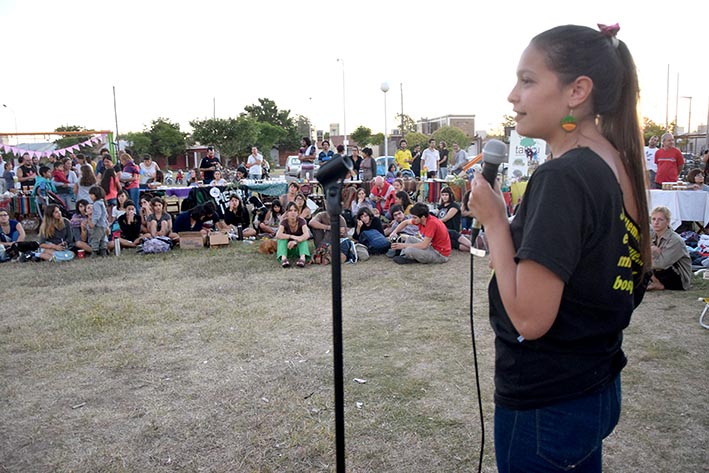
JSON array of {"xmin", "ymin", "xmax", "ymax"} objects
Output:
[{"xmin": 325, "ymin": 181, "xmax": 346, "ymax": 472}]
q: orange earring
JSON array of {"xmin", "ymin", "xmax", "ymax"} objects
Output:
[{"xmin": 561, "ymin": 109, "xmax": 577, "ymax": 132}]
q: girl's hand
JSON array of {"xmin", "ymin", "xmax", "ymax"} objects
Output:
[{"xmin": 468, "ymin": 171, "xmax": 507, "ymax": 227}]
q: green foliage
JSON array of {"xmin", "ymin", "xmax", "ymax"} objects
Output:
[
  {"xmin": 403, "ymin": 131, "xmax": 429, "ymax": 150},
  {"xmin": 148, "ymin": 118, "xmax": 186, "ymax": 159},
  {"xmin": 642, "ymin": 117, "xmax": 670, "ymax": 144},
  {"xmin": 370, "ymin": 133, "xmax": 384, "ymax": 148},
  {"xmin": 395, "ymin": 113, "xmax": 417, "ymax": 133},
  {"xmin": 431, "ymin": 126, "xmax": 469, "ymax": 148},
  {"xmin": 53, "ymin": 125, "xmax": 89, "ymax": 149},
  {"xmin": 295, "ymin": 115, "xmax": 311, "ymax": 140},
  {"xmin": 242, "ymin": 97, "xmax": 300, "ymax": 150},
  {"xmin": 350, "ymin": 126, "xmax": 372, "ymax": 147},
  {"xmin": 120, "ymin": 118, "xmax": 186, "ymax": 160},
  {"xmin": 121, "ymin": 132, "xmax": 151, "ymax": 155}
]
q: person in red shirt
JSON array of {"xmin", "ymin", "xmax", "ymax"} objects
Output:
[
  {"xmin": 369, "ymin": 176, "xmax": 394, "ymax": 215},
  {"xmin": 654, "ymin": 132, "xmax": 684, "ymax": 185},
  {"xmin": 389, "ymin": 202, "xmax": 451, "ymax": 264}
]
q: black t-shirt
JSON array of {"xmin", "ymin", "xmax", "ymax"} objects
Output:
[
  {"xmin": 411, "ymin": 152, "xmax": 421, "ymax": 176},
  {"xmin": 489, "ymin": 148, "xmax": 645, "ymax": 409},
  {"xmin": 199, "ymin": 156, "xmax": 220, "ymax": 183},
  {"xmin": 224, "ymin": 207, "xmax": 250, "ymax": 228},
  {"xmin": 437, "ymin": 202, "xmax": 461, "ymax": 231},
  {"xmin": 19, "ymin": 164, "xmax": 37, "ymax": 187},
  {"xmin": 439, "ymin": 149, "xmax": 449, "ymax": 167},
  {"xmin": 118, "ymin": 213, "xmax": 142, "ymax": 241}
]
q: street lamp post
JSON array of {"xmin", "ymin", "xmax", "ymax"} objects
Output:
[
  {"xmin": 381, "ymin": 82, "xmax": 390, "ymax": 157},
  {"xmin": 2, "ymin": 104, "xmax": 18, "ymax": 144},
  {"xmin": 337, "ymin": 59, "xmax": 347, "ymax": 149},
  {"xmin": 682, "ymin": 96, "xmax": 692, "ymax": 152}
]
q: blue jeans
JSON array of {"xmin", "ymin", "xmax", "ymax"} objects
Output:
[
  {"xmin": 128, "ymin": 187, "xmax": 141, "ymax": 207},
  {"xmin": 494, "ymin": 375, "xmax": 621, "ymax": 473}
]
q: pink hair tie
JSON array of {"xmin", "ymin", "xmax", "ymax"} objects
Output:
[{"xmin": 597, "ymin": 23, "xmax": 620, "ymax": 47}]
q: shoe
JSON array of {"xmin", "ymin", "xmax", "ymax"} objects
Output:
[
  {"xmin": 296, "ymin": 259, "xmax": 306, "ymax": 268},
  {"xmin": 385, "ymin": 248, "xmax": 397, "ymax": 258},
  {"xmin": 281, "ymin": 259, "xmax": 290, "ymax": 268},
  {"xmin": 393, "ymin": 255, "xmax": 416, "ymax": 264}
]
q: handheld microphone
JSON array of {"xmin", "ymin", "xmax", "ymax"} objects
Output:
[{"xmin": 469, "ymin": 139, "xmax": 508, "ymax": 251}]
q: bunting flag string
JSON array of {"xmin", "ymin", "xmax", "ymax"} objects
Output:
[{"xmin": 0, "ymin": 134, "xmax": 107, "ymax": 158}]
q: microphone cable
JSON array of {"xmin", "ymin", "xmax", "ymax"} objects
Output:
[{"xmin": 468, "ymin": 244, "xmax": 485, "ymax": 473}]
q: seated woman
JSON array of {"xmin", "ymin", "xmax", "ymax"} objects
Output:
[
  {"xmin": 108, "ymin": 200, "xmax": 143, "ymax": 250},
  {"xmin": 69, "ymin": 199, "xmax": 93, "ymax": 254},
  {"xmin": 384, "ymin": 179, "xmax": 405, "ymax": 218},
  {"xmin": 353, "ymin": 206, "xmax": 390, "ymax": 254},
  {"xmin": 255, "ymin": 200, "xmax": 284, "ymax": 236},
  {"xmin": 221, "ymin": 195, "xmax": 256, "ymax": 238},
  {"xmin": 276, "ymin": 201, "xmax": 311, "ymax": 268},
  {"xmin": 294, "ymin": 192, "xmax": 311, "ymax": 221},
  {"xmin": 436, "ymin": 186, "xmax": 471, "ymax": 252},
  {"xmin": 210, "ymin": 170, "xmax": 227, "ymax": 186},
  {"xmin": 144, "ymin": 196, "xmax": 177, "ymax": 240},
  {"xmin": 0, "ymin": 209, "xmax": 26, "ymax": 246},
  {"xmin": 38, "ymin": 204, "xmax": 75, "ymax": 261},
  {"xmin": 686, "ymin": 168, "xmax": 709, "ymax": 191},
  {"xmin": 351, "ymin": 187, "xmax": 373, "ymax": 216},
  {"xmin": 385, "ymin": 163, "xmax": 397, "ymax": 184},
  {"xmin": 138, "ymin": 194, "xmax": 153, "ymax": 236},
  {"xmin": 113, "ymin": 190, "xmax": 131, "ymax": 221},
  {"xmin": 460, "ymin": 190, "xmax": 474, "ymax": 233},
  {"xmin": 394, "ymin": 190, "xmax": 413, "ymax": 216},
  {"xmin": 172, "ymin": 205, "xmax": 207, "ymax": 234},
  {"xmin": 280, "ymin": 181, "xmax": 300, "ymax": 207},
  {"xmin": 647, "ymin": 206, "xmax": 691, "ymax": 291}
]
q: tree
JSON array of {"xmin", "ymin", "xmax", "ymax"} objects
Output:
[
  {"xmin": 121, "ymin": 131, "xmax": 151, "ymax": 156},
  {"xmin": 370, "ymin": 133, "xmax": 384, "ymax": 149},
  {"xmin": 394, "ymin": 113, "xmax": 417, "ymax": 133},
  {"xmin": 642, "ymin": 117, "xmax": 669, "ymax": 144},
  {"xmin": 431, "ymin": 126, "xmax": 470, "ymax": 148},
  {"xmin": 54, "ymin": 125, "xmax": 88, "ymax": 149},
  {"xmin": 403, "ymin": 131, "xmax": 428, "ymax": 150},
  {"xmin": 243, "ymin": 97, "xmax": 300, "ymax": 150},
  {"xmin": 295, "ymin": 115, "xmax": 311, "ymax": 140},
  {"xmin": 350, "ymin": 126, "xmax": 372, "ymax": 147},
  {"xmin": 147, "ymin": 118, "xmax": 187, "ymax": 159}
]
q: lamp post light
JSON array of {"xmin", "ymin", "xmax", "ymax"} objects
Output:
[
  {"xmin": 337, "ymin": 59, "xmax": 347, "ymax": 149},
  {"xmin": 681, "ymin": 95, "xmax": 692, "ymax": 152},
  {"xmin": 380, "ymin": 82, "xmax": 390, "ymax": 157},
  {"xmin": 2, "ymin": 104, "xmax": 18, "ymax": 144}
]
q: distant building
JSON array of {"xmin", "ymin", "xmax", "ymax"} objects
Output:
[{"xmin": 417, "ymin": 114, "xmax": 476, "ymax": 138}]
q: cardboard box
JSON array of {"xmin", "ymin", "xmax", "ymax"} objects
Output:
[
  {"xmin": 180, "ymin": 232, "xmax": 206, "ymax": 249},
  {"xmin": 208, "ymin": 232, "xmax": 230, "ymax": 247}
]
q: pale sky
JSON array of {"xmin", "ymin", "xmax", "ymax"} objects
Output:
[{"xmin": 1, "ymin": 0, "xmax": 707, "ymax": 143}]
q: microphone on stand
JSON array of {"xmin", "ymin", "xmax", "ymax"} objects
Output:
[{"xmin": 469, "ymin": 139, "xmax": 508, "ymax": 252}]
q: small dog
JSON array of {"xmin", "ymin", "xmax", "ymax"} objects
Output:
[{"xmin": 257, "ymin": 239, "xmax": 278, "ymax": 255}]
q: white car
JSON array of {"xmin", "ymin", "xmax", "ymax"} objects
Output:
[{"xmin": 285, "ymin": 155, "xmax": 319, "ymax": 178}]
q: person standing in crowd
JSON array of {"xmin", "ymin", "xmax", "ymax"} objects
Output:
[
  {"xmin": 200, "ymin": 146, "xmax": 220, "ymax": 184},
  {"xmin": 246, "ymin": 146, "xmax": 264, "ymax": 180},
  {"xmin": 349, "ymin": 145, "xmax": 362, "ymax": 179},
  {"xmin": 468, "ymin": 24, "xmax": 650, "ymax": 473},
  {"xmin": 410, "ymin": 144, "xmax": 422, "ymax": 178},
  {"xmin": 360, "ymin": 147, "xmax": 376, "ymax": 183},
  {"xmin": 421, "ymin": 139, "xmax": 439, "ymax": 178},
  {"xmin": 389, "ymin": 202, "xmax": 451, "ymax": 264},
  {"xmin": 449, "ymin": 142, "xmax": 468, "ymax": 176},
  {"xmin": 16, "ymin": 153, "xmax": 37, "ymax": 188},
  {"xmin": 644, "ymin": 135, "xmax": 659, "ymax": 188},
  {"xmin": 119, "ymin": 152, "xmax": 141, "ymax": 205},
  {"xmin": 75, "ymin": 164, "xmax": 96, "ymax": 204},
  {"xmin": 438, "ymin": 140, "xmax": 449, "ymax": 179},
  {"xmin": 654, "ymin": 132, "xmax": 684, "ymax": 186},
  {"xmin": 87, "ymin": 186, "xmax": 109, "ymax": 256},
  {"xmin": 3, "ymin": 161, "xmax": 15, "ymax": 193},
  {"xmin": 139, "ymin": 154, "xmax": 160, "ymax": 188},
  {"xmin": 395, "ymin": 139, "xmax": 412, "ymax": 171},
  {"xmin": 647, "ymin": 206, "xmax": 691, "ymax": 291},
  {"xmin": 298, "ymin": 137, "xmax": 317, "ymax": 179},
  {"xmin": 318, "ymin": 140, "xmax": 334, "ymax": 164}
]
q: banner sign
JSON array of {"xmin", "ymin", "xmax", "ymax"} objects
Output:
[
  {"xmin": 0, "ymin": 134, "xmax": 107, "ymax": 158},
  {"xmin": 508, "ymin": 131, "xmax": 546, "ymax": 180}
]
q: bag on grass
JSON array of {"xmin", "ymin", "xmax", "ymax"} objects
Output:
[
  {"xmin": 359, "ymin": 229, "xmax": 390, "ymax": 254},
  {"xmin": 340, "ymin": 238, "xmax": 358, "ymax": 263},
  {"xmin": 354, "ymin": 243, "xmax": 370, "ymax": 261},
  {"xmin": 312, "ymin": 242, "xmax": 332, "ymax": 265},
  {"xmin": 52, "ymin": 249, "xmax": 75, "ymax": 262},
  {"xmin": 142, "ymin": 236, "xmax": 172, "ymax": 254}
]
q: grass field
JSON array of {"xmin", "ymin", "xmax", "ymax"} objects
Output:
[{"xmin": 0, "ymin": 244, "xmax": 706, "ymax": 472}]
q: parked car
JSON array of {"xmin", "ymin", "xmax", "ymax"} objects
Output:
[
  {"xmin": 375, "ymin": 156, "xmax": 395, "ymax": 176},
  {"xmin": 285, "ymin": 155, "xmax": 320, "ymax": 178}
]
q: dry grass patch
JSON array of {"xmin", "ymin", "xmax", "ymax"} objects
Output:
[{"xmin": 0, "ymin": 245, "xmax": 706, "ymax": 472}]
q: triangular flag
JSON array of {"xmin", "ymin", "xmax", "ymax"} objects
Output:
[{"xmin": 58, "ymin": 149, "xmax": 66, "ymax": 157}]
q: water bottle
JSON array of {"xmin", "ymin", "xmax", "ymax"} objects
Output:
[
  {"xmin": 237, "ymin": 225, "xmax": 243, "ymax": 241},
  {"xmin": 114, "ymin": 238, "xmax": 121, "ymax": 256}
]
